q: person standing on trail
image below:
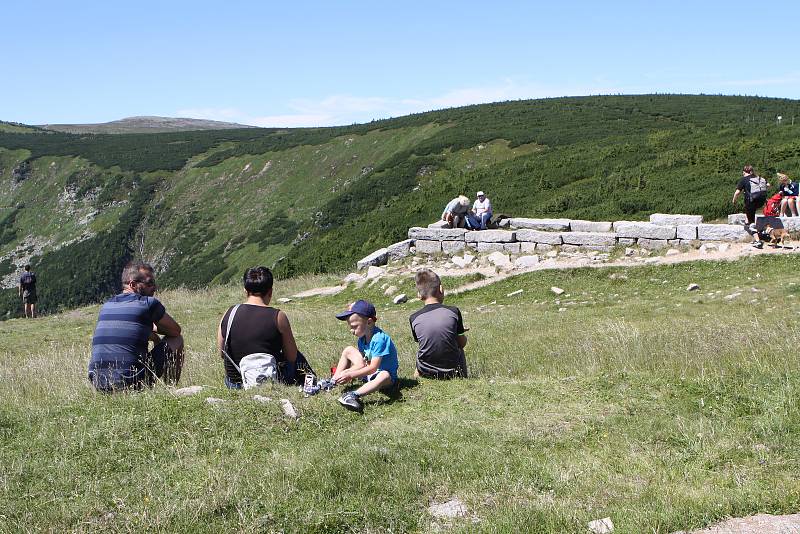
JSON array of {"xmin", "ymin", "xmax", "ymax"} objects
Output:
[
  {"xmin": 18, "ymin": 264, "xmax": 37, "ymax": 318},
  {"xmin": 732, "ymin": 164, "xmax": 769, "ymax": 248}
]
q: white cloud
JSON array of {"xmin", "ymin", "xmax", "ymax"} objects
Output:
[{"xmin": 176, "ymin": 79, "xmax": 630, "ymax": 128}]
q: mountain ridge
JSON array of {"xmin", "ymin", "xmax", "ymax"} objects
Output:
[{"xmin": 39, "ymin": 115, "xmax": 255, "ymax": 134}]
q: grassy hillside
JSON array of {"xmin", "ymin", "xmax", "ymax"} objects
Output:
[
  {"xmin": 1, "ymin": 255, "xmax": 799, "ymax": 532},
  {"xmin": 2, "ymin": 95, "xmax": 800, "ymax": 317}
]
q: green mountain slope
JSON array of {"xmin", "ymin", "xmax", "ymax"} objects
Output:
[{"xmin": 2, "ymin": 95, "xmax": 800, "ymax": 317}]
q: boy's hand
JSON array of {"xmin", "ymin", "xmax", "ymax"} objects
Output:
[{"xmin": 333, "ymin": 370, "xmax": 352, "ymax": 385}]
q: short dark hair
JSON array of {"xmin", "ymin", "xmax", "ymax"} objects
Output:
[
  {"xmin": 24, "ymin": 264, "xmax": 31, "ymax": 271},
  {"xmin": 415, "ymin": 269, "xmax": 441, "ymax": 299},
  {"xmin": 122, "ymin": 261, "xmax": 154, "ymax": 285},
  {"xmin": 243, "ymin": 266, "xmax": 273, "ymax": 295},
  {"xmin": 743, "ymin": 164, "xmax": 754, "ymax": 174}
]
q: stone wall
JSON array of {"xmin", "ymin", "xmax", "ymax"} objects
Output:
[{"xmin": 356, "ymin": 212, "xmax": 797, "ymax": 267}]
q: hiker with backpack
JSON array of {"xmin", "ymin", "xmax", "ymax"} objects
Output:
[
  {"xmin": 18, "ymin": 265, "xmax": 37, "ymax": 318},
  {"xmin": 732, "ymin": 165, "xmax": 769, "ymax": 248},
  {"xmin": 778, "ymin": 173, "xmax": 799, "ymax": 217},
  {"xmin": 218, "ymin": 266, "xmax": 313, "ymax": 389}
]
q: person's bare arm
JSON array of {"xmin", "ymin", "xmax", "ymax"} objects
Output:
[
  {"xmin": 217, "ymin": 317, "xmax": 225, "ymax": 357},
  {"xmin": 732, "ymin": 189, "xmax": 741, "ymax": 204},
  {"xmin": 276, "ymin": 310, "xmax": 298, "ymax": 363},
  {"xmin": 155, "ymin": 312, "xmax": 181, "ymax": 337},
  {"xmin": 457, "ymin": 334, "xmax": 467, "ymax": 348}
]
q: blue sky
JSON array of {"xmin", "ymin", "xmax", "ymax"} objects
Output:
[{"xmin": 3, "ymin": 1, "xmax": 799, "ymax": 127}]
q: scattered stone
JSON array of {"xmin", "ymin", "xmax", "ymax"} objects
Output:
[
  {"xmin": 718, "ymin": 243, "xmax": 730, "ymax": 252},
  {"xmin": 427, "ymin": 220, "xmax": 449, "ymax": 229},
  {"xmin": 451, "ymin": 254, "xmax": 474, "ymax": 268},
  {"xmin": 486, "ymin": 251, "xmax": 511, "ymax": 267},
  {"xmin": 205, "ymin": 397, "xmax": 226, "ymax": 405},
  {"xmin": 365, "ymin": 266, "xmax": 386, "ymax": 280},
  {"xmin": 292, "ymin": 286, "xmax": 345, "ymax": 298},
  {"xmin": 343, "ymin": 273, "xmax": 363, "ymax": 284},
  {"xmin": 514, "ymin": 255, "xmax": 540, "ymax": 269},
  {"xmin": 280, "ymin": 399, "xmax": 298, "ymax": 419},
  {"xmin": 724, "ymin": 292, "xmax": 742, "ymax": 300},
  {"xmin": 252, "ymin": 395, "xmax": 272, "ymax": 404},
  {"xmin": 428, "ymin": 498, "xmax": 468, "ymax": 519},
  {"xmin": 387, "ymin": 239, "xmax": 413, "ymax": 260},
  {"xmin": 277, "ymin": 297, "xmax": 292, "ymax": 304},
  {"xmin": 588, "ymin": 517, "xmax": 614, "ymax": 534},
  {"xmin": 728, "ymin": 213, "xmax": 747, "ymax": 225},
  {"xmin": 506, "ymin": 289, "xmax": 524, "ymax": 297},
  {"xmin": 174, "ymin": 385, "xmax": 204, "ymax": 397},
  {"xmin": 608, "ymin": 273, "xmax": 628, "ymax": 281},
  {"xmin": 356, "ymin": 248, "xmax": 389, "ymax": 269},
  {"xmin": 383, "ymin": 285, "xmax": 398, "ymax": 296},
  {"xmin": 665, "ymin": 248, "xmax": 681, "ymax": 256},
  {"xmin": 558, "ymin": 307, "xmax": 567, "ymax": 312},
  {"xmin": 687, "ymin": 283, "xmax": 700, "ymax": 291},
  {"xmin": 676, "ymin": 513, "xmax": 800, "ymax": 534},
  {"xmin": 393, "ymin": 293, "xmax": 408, "ymax": 304},
  {"xmin": 624, "ymin": 247, "xmax": 636, "ymax": 257},
  {"xmin": 546, "ymin": 250, "xmax": 558, "ymax": 258},
  {"xmin": 551, "ymin": 286, "xmax": 565, "ymax": 296}
]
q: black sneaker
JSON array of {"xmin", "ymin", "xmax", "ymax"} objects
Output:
[
  {"xmin": 752, "ymin": 241, "xmax": 763, "ymax": 249},
  {"xmin": 338, "ymin": 391, "xmax": 363, "ymax": 412}
]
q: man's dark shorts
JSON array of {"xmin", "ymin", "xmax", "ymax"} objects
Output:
[
  {"xmin": 22, "ymin": 290, "xmax": 37, "ymax": 304},
  {"xmin": 89, "ymin": 340, "xmax": 177, "ymax": 392}
]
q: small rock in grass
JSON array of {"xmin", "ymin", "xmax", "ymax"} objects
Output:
[
  {"xmin": 624, "ymin": 247, "xmax": 636, "ymax": 257},
  {"xmin": 513, "ymin": 255, "xmax": 539, "ymax": 269},
  {"xmin": 551, "ymin": 287, "xmax": 565, "ymax": 296},
  {"xmin": 252, "ymin": 395, "xmax": 272, "ymax": 404},
  {"xmin": 280, "ymin": 399, "xmax": 298, "ymax": 419},
  {"xmin": 393, "ymin": 293, "xmax": 408, "ymax": 304},
  {"xmin": 588, "ymin": 517, "xmax": 614, "ymax": 534},
  {"xmin": 724, "ymin": 292, "xmax": 742, "ymax": 300},
  {"xmin": 365, "ymin": 266, "xmax": 385, "ymax": 280},
  {"xmin": 343, "ymin": 273, "xmax": 363, "ymax": 284},
  {"xmin": 384, "ymin": 285, "xmax": 398, "ymax": 296},
  {"xmin": 429, "ymin": 498, "xmax": 468, "ymax": 519},
  {"xmin": 506, "ymin": 289, "xmax": 524, "ymax": 297},
  {"xmin": 205, "ymin": 397, "xmax": 226, "ymax": 405},
  {"xmin": 687, "ymin": 283, "xmax": 700, "ymax": 291},
  {"xmin": 277, "ymin": 297, "xmax": 292, "ymax": 304},
  {"xmin": 718, "ymin": 243, "xmax": 730, "ymax": 252},
  {"xmin": 174, "ymin": 385, "xmax": 204, "ymax": 397},
  {"xmin": 666, "ymin": 248, "xmax": 681, "ymax": 256}
]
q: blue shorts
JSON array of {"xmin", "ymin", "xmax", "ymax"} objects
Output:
[{"xmin": 88, "ymin": 341, "xmax": 171, "ymax": 392}]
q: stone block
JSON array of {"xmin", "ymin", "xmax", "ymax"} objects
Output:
[
  {"xmin": 613, "ymin": 221, "xmax": 676, "ymax": 240},
  {"xmin": 441, "ymin": 241, "xmax": 466, "ymax": 254},
  {"xmin": 515, "ymin": 229, "xmax": 563, "ymax": 245},
  {"xmin": 514, "ymin": 255, "xmax": 540, "ymax": 268},
  {"xmin": 464, "ymin": 229, "xmax": 516, "ymax": 243},
  {"xmin": 508, "ymin": 218, "xmax": 571, "ymax": 231},
  {"xmin": 535, "ymin": 243, "xmax": 553, "ymax": 252},
  {"xmin": 638, "ymin": 238, "xmax": 669, "ymax": 250},
  {"xmin": 561, "ymin": 231, "xmax": 616, "ymax": 246},
  {"xmin": 519, "ymin": 242, "xmax": 537, "ymax": 253},
  {"xmin": 570, "ymin": 220, "xmax": 613, "ymax": 233},
  {"xmin": 487, "ymin": 251, "xmax": 512, "ymax": 268},
  {"xmin": 679, "ymin": 239, "xmax": 698, "ymax": 246},
  {"xmin": 356, "ymin": 247, "xmax": 388, "ymax": 269},
  {"xmin": 503, "ymin": 243, "xmax": 521, "ymax": 253},
  {"xmin": 427, "ymin": 220, "xmax": 449, "ymax": 229},
  {"xmin": 781, "ymin": 217, "xmax": 800, "ymax": 231},
  {"xmin": 414, "ymin": 240, "xmax": 442, "ymax": 254},
  {"xmin": 676, "ymin": 225, "xmax": 697, "ymax": 240},
  {"xmin": 650, "ymin": 213, "xmax": 703, "ymax": 226},
  {"xmin": 387, "ymin": 239, "xmax": 413, "ymax": 261},
  {"xmin": 696, "ymin": 224, "xmax": 749, "ymax": 241},
  {"xmin": 617, "ymin": 237, "xmax": 636, "ymax": 245},
  {"xmin": 476, "ymin": 242, "xmax": 506, "ymax": 253},
  {"xmin": 408, "ymin": 227, "xmax": 466, "ymax": 241},
  {"xmin": 728, "ymin": 213, "xmax": 747, "ymax": 225},
  {"xmin": 561, "ymin": 244, "xmax": 612, "ymax": 252},
  {"xmin": 668, "ymin": 239, "xmax": 681, "ymax": 245}
]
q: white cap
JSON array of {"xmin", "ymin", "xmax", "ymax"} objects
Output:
[{"xmin": 476, "ymin": 191, "xmax": 485, "ymax": 197}]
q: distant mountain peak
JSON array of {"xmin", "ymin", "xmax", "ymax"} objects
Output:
[{"xmin": 39, "ymin": 116, "xmax": 255, "ymax": 134}]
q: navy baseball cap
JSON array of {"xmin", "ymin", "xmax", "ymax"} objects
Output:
[{"xmin": 335, "ymin": 300, "xmax": 377, "ymax": 321}]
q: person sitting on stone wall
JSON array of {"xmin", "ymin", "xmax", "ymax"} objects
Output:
[
  {"xmin": 441, "ymin": 195, "xmax": 471, "ymax": 228},
  {"xmin": 466, "ymin": 191, "xmax": 493, "ymax": 230}
]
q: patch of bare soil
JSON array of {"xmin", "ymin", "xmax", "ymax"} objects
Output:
[{"xmin": 673, "ymin": 512, "xmax": 800, "ymax": 534}]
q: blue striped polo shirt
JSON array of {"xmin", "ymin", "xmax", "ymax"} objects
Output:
[{"xmin": 89, "ymin": 293, "xmax": 165, "ymax": 371}]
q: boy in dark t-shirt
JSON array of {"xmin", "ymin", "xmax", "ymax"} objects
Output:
[{"xmin": 409, "ymin": 269, "xmax": 468, "ymax": 379}]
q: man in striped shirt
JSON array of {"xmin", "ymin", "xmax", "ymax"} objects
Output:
[{"xmin": 88, "ymin": 262, "xmax": 183, "ymax": 392}]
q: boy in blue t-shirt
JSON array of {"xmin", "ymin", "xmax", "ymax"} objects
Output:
[{"xmin": 333, "ymin": 299, "xmax": 399, "ymax": 412}]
